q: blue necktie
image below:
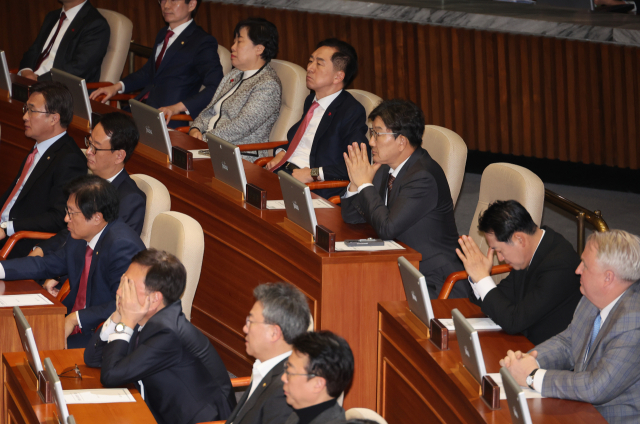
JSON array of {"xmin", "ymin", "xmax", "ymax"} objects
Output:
[{"xmin": 584, "ymin": 312, "xmax": 601, "ymax": 363}]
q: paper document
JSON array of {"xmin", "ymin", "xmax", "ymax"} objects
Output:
[
  {"xmin": 335, "ymin": 241, "xmax": 405, "ymax": 252},
  {"xmin": 0, "ymin": 293, "xmax": 53, "ymax": 307},
  {"xmin": 437, "ymin": 318, "xmax": 502, "ymax": 331},
  {"xmin": 486, "ymin": 373, "xmax": 545, "ymax": 400},
  {"xmin": 188, "ymin": 149, "xmax": 211, "ymax": 159},
  {"xmin": 63, "ymin": 388, "xmax": 136, "ymax": 404},
  {"xmin": 266, "ymin": 199, "xmax": 334, "ymax": 209}
]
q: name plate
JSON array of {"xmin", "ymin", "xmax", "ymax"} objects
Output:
[
  {"xmin": 315, "ymin": 225, "xmax": 335, "ymax": 252},
  {"xmin": 246, "ymin": 183, "xmax": 267, "ymax": 209},
  {"xmin": 429, "ymin": 318, "xmax": 449, "ymax": 350},
  {"xmin": 481, "ymin": 375, "xmax": 501, "ymax": 410},
  {"xmin": 172, "ymin": 146, "xmax": 194, "ymax": 171},
  {"xmin": 11, "ymin": 82, "xmax": 29, "ymax": 103},
  {"xmin": 37, "ymin": 370, "xmax": 53, "ymax": 403}
]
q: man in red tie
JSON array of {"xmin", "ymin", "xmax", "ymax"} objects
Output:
[
  {"xmin": 0, "ymin": 81, "xmax": 87, "ymax": 258},
  {"xmin": 265, "ymin": 38, "xmax": 368, "ymax": 199},
  {"xmin": 18, "ymin": 0, "xmax": 109, "ymax": 82},
  {"xmin": 0, "ymin": 175, "xmax": 146, "ymax": 348}
]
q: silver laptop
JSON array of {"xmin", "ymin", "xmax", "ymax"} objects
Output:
[
  {"xmin": 51, "ymin": 68, "xmax": 92, "ymax": 126},
  {"xmin": 500, "ymin": 367, "xmax": 533, "ymax": 424},
  {"xmin": 129, "ymin": 99, "xmax": 173, "ymax": 161},
  {"xmin": 0, "ymin": 51, "xmax": 11, "ymax": 96},
  {"xmin": 44, "ymin": 357, "xmax": 69, "ymax": 424},
  {"xmin": 398, "ymin": 256, "xmax": 434, "ymax": 326},
  {"xmin": 277, "ymin": 170, "xmax": 318, "ymax": 238},
  {"xmin": 205, "ymin": 132, "xmax": 247, "ymax": 197},
  {"xmin": 13, "ymin": 306, "xmax": 43, "ymax": 374},
  {"xmin": 452, "ymin": 308, "xmax": 487, "ymax": 384},
  {"xmin": 68, "ymin": 416, "xmax": 77, "ymax": 424}
]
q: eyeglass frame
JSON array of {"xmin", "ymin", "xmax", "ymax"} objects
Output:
[
  {"xmin": 84, "ymin": 135, "xmax": 114, "ymax": 153},
  {"xmin": 368, "ymin": 127, "xmax": 398, "ymax": 139},
  {"xmin": 157, "ymin": 0, "xmax": 185, "ymax": 4},
  {"xmin": 245, "ymin": 316, "xmax": 273, "ymax": 328},
  {"xmin": 58, "ymin": 364, "xmax": 82, "ymax": 380},
  {"xmin": 64, "ymin": 206, "xmax": 84, "ymax": 219},
  {"xmin": 283, "ymin": 361, "xmax": 316, "ymax": 379},
  {"xmin": 22, "ymin": 104, "xmax": 50, "ymax": 116}
]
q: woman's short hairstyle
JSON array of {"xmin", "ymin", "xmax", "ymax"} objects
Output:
[
  {"xmin": 234, "ymin": 18, "xmax": 279, "ymax": 62},
  {"xmin": 588, "ymin": 230, "xmax": 640, "ymax": 283},
  {"xmin": 368, "ymin": 99, "xmax": 425, "ymax": 148}
]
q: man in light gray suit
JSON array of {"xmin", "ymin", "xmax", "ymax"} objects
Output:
[{"xmin": 500, "ymin": 229, "xmax": 640, "ymax": 424}]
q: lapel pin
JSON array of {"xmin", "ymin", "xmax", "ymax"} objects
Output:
[
  {"xmin": 181, "ymin": 41, "xmax": 184, "ymax": 45},
  {"xmin": 47, "ymin": 156, "xmax": 50, "ymax": 160},
  {"xmin": 262, "ymin": 383, "xmax": 266, "ymax": 387},
  {"xmin": 72, "ymin": 28, "xmax": 75, "ymax": 32},
  {"xmin": 230, "ymin": 79, "xmax": 235, "ymax": 82},
  {"xmin": 96, "ymin": 251, "xmax": 99, "ymax": 255},
  {"xmin": 328, "ymin": 112, "xmax": 332, "ymax": 116}
]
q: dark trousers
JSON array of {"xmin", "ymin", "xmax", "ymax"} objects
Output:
[{"xmin": 424, "ymin": 261, "xmax": 471, "ymax": 300}]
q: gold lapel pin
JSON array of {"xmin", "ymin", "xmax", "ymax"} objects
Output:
[
  {"xmin": 262, "ymin": 383, "xmax": 266, "ymax": 387},
  {"xmin": 181, "ymin": 41, "xmax": 184, "ymax": 45},
  {"xmin": 47, "ymin": 156, "xmax": 50, "ymax": 160}
]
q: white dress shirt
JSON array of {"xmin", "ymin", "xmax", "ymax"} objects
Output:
[
  {"xmin": 342, "ymin": 155, "xmax": 411, "ymax": 205},
  {"xmin": 206, "ymin": 69, "xmax": 259, "ymax": 131},
  {"xmin": 247, "ymin": 350, "xmax": 292, "ymax": 399}
]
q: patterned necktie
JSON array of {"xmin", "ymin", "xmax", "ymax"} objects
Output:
[
  {"xmin": 70, "ymin": 246, "xmax": 93, "ymax": 335},
  {"xmin": 1, "ymin": 147, "xmax": 38, "ymax": 216},
  {"xmin": 584, "ymin": 312, "xmax": 601, "ymax": 363},
  {"xmin": 35, "ymin": 12, "xmax": 67, "ymax": 71},
  {"xmin": 269, "ymin": 101, "xmax": 320, "ymax": 171},
  {"xmin": 387, "ymin": 174, "xmax": 396, "ymax": 193},
  {"xmin": 155, "ymin": 30, "xmax": 174, "ymax": 70}
]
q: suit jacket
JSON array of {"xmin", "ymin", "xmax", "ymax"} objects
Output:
[
  {"xmin": 282, "ymin": 91, "xmax": 368, "ymax": 198},
  {"xmin": 535, "ymin": 281, "xmax": 640, "ymax": 423},
  {"xmin": 38, "ymin": 169, "xmax": 146, "ymax": 255},
  {"xmin": 341, "ymin": 147, "xmax": 464, "ymax": 295},
  {"xmin": 284, "ymin": 402, "xmax": 345, "ymax": 424},
  {"xmin": 2, "ymin": 219, "xmax": 145, "ymax": 333},
  {"xmin": 473, "ymin": 226, "xmax": 582, "ymax": 345},
  {"xmin": 0, "ymin": 133, "xmax": 87, "ymax": 258},
  {"xmin": 84, "ymin": 301, "xmax": 236, "ymax": 424},
  {"xmin": 121, "ymin": 21, "xmax": 223, "ymax": 120},
  {"xmin": 19, "ymin": 1, "xmax": 109, "ymax": 82},
  {"xmin": 225, "ymin": 357, "xmax": 293, "ymax": 424}
]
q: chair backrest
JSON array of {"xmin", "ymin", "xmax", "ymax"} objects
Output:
[
  {"xmin": 345, "ymin": 408, "xmax": 389, "ymax": 424},
  {"xmin": 149, "ymin": 211, "xmax": 205, "ymax": 321},
  {"xmin": 218, "ymin": 45, "xmax": 232, "ymax": 76},
  {"xmin": 421, "ymin": 125, "xmax": 468, "ymax": 207},
  {"xmin": 346, "ymin": 89, "xmax": 382, "ymax": 123},
  {"xmin": 269, "ymin": 59, "xmax": 309, "ymax": 141},
  {"xmin": 97, "ymin": 9, "xmax": 133, "ymax": 84},
  {"xmin": 130, "ymin": 174, "xmax": 171, "ymax": 247},
  {"xmin": 471, "ymin": 163, "xmax": 544, "ymax": 283}
]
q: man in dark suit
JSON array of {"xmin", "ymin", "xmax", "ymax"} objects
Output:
[
  {"xmin": 341, "ymin": 99, "xmax": 468, "ymax": 298},
  {"xmin": 89, "ymin": 0, "xmax": 223, "ymax": 126},
  {"xmin": 456, "ymin": 200, "xmax": 582, "ymax": 345},
  {"xmin": 0, "ymin": 175, "xmax": 145, "ymax": 348},
  {"xmin": 84, "ymin": 249, "xmax": 236, "ymax": 424},
  {"xmin": 19, "ymin": 0, "xmax": 109, "ymax": 82},
  {"xmin": 226, "ymin": 282, "xmax": 310, "ymax": 424},
  {"xmin": 265, "ymin": 38, "xmax": 368, "ymax": 199},
  {"xmin": 0, "ymin": 81, "xmax": 87, "ymax": 258},
  {"xmin": 282, "ymin": 331, "xmax": 353, "ymax": 424}
]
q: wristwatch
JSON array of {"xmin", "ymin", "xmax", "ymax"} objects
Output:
[
  {"xmin": 0, "ymin": 222, "xmax": 8, "ymax": 230},
  {"xmin": 114, "ymin": 322, "xmax": 133, "ymax": 336},
  {"xmin": 310, "ymin": 168, "xmax": 320, "ymax": 182},
  {"xmin": 526, "ymin": 368, "xmax": 539, "ymax": 390}
]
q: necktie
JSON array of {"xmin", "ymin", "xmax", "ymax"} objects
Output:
[
  {"xmin": 70, "ymin": 246, "xmax": 93, "ymax": 335},
  {"xmin": 584, "ymin": 312, "xmax": 601, "ymax": 363},
  {"xmin": 155, "ymin": 30, "xmax": 174, "ymax": 71},
  {"xmin": 270, "ymin": 101, "xmax": 320, "ymax": 171},
  {"xmin": 1, "ymin": 147, "xmax": 38, "ymax": 217},
  {"xmin": 387, "ymin": 174, "xmax": 396, "ymax": 193},
  {"xmin": 35, "ymin": 12, "xmax": 67, "ymax": 71}
]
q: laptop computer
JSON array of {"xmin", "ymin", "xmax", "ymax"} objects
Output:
[
  {"xmin": 452, "ymin": 308, "xmax": 487, "ymax": 384},
  {"xmin": 277, "ymin": 170, "xmax": 318, "ymax": 238},
  {"xmin": 500, "ymin": 367, "xmax": 533, "ymax": 424},
  {"xmin": 44, "ymin": 357, "xmax": 70, "ymax": 424},
  {"xmin": 51, "ymin": 68, "xmax": 92, "ymax": 126},
  {"xmin": 0, "ymin": 51, "xmax": 11, "ymax": 97},
  {"xmin": 398, "ymin": 256, "xmax": 434, "ymax": 327},
  {"xmin": 13, "ymin": 306, "xmax": 43, "ymax": 375},
  {"xmin": 205, "ymin": 132, "xmax": 247, "ymax": 197},
  {"xmin": 129, "ymin": 99, "xmax": 173, "ymax": 161}
]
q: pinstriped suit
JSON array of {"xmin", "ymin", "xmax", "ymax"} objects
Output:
[{"xmin": 535, "ymin": 281, "xmax": 640, "ymax": 423}]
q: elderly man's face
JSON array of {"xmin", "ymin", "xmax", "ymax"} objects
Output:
[{"xmin": 576, "ymin": 241, "xmax": 607, "ymax": 304}]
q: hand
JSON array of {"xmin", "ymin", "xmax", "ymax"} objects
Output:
[
  {"xmin": 499, "ymin": 350, "xmax": 539, "ymax": 386},
  {"xmin": 88, "ymin": 83, "xmax": 122, "ymax": 103},
  {"xmin": 188, "ymin": 128, "xmax": 203, "ymax": 140},
  {"xmin": 29, "ymin": 247, "xmax": 44, "ymax": 257},
  {"xmin": 265, "ymin": 151, "xmax": 286, "ymax": 170},
  {"xmin": 456, "ymin": 235, "xmax": 494, "ymax": 283},
  {"xmin": 64, "ymin": 313, "xmax": 79, "ymax": 339},
  {"xmin": 158, "ymin": 102, "xmax": 187, "ymax": 124},
  {"xmin": 20, "ymin": 70, "xmax": 38, "ymax": 81},
  {"xmin": 119, "ymin": 275, "xmax": 150, "ymax": 329},
  {"xmin": 292, "ymin": 167, "xmax": 314, "ymax": 184},
  {"xmin": 344, "ymin": 142, "xmax": 380, "ymax": 189},
  {"xmin": 43, "ymin": 279, "xmax": 60, "ymax": 297},
  {"xmin": 0, "ymin": 228, "xmax": 5, "ymax": 241}
]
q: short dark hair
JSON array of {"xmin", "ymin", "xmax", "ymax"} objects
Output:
[
  {"xmin": 253, "ymin": 282, "xmax": 310, "ymax": 344},
  {"xmin": 477, "ymin": 200, "xmax": 538, "ymax": 243},
  {"xmin": 368, "ymin": 99, "xmax": 425, "ymax": 148},
  {"xmin": 29, "ymin": 81, "xmax": 73, "ymax": 128},
  {"xmin": 292, "ymin": 331, "xmax": 354, "ymax": 398},
  {"xmin": 234, "ymin": 18, "xmax": 279, "ymax": 62},
  {"xmin": 316, "ymin": 38, "xmax": 358, "ymax": 88},
  {"xmin": 131, "ymin": 249, "xmax": 186, "ymax": 306},
  {"xmin": 184, "ymin": 0, "xmax": 201, "ymax": 18},
  {"xmin": 95, "ymin": 113, "xmax": 139, "ymax": 162},
  {"xmin": 63, "ymin": 175, "xmax": 119, "ymax": 222}
]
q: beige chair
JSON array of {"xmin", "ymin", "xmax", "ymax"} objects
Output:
[
  {"xmin": 149, "ymin": 211, "xmax": 204, "ymax": 321},
  {"xmin": 268, "ymin": 59, "xmax": 309, "ymax": 142},
  {"xmin": 130, "ymin": 174, "xmax": 171, "ymax": 247},
  {"xmin": 218, "ymin": 45, "xmax": 232, "ymax": 76},
  {"xmin": 96, "ymin": 9, "xmax": 133, "ymax": 84},
  {"xmin": 421, "ymin": 125, "xmax": 467, "ymax": 207},
  {"xmin": 345, "ymin": 408, "xmax": 388, "ymax": 424},
  {"xmin": 346, "ymin": 89, "xmax": 382, "ymax": 131}
]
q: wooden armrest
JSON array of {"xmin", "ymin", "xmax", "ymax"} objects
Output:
[
  {"xmin": 170, "ymin": 115, "xmax": 193, "ymax": 122},
  {"xmin": 57, "ymin": 279, "xmax": 71, "ymax": 302},
  {"xmin": 328, "ymin": 195, "xmax": 341, "ymax": 205},
  {"xmin": 231, "ymin": 376, "xmax": 251, "ymax": 387},
  {"xmin": 9, "ymin": 68, "xmax": 18, "ymax": 74},
  {"xmin": 85, "ymin": 82, "xmax": 116, "ymax": 90},
  {"xmin": 0, "ymin": 231, "xmax": 56, "ymax": 260},
  {"xmin": 306, "ymin": 180, "xmax": 349, "ymax": 191},
  {"xmin": 198, "ymin": 421, "xmax": 225, "ymax": 424},
  {"xmin": 254, "ymin": 157, "xmax": 273, "ymax": 167},
  {"xmin": 177, "ymin": 126, "xmax": 191, "ymax": 134},
  {"xmin": 438, "ymin": 263, "xmax": 513, "ymax": 299},
  {"xmin": 238, "ymin": 141, "xmax": 287, "ymax": 152}
]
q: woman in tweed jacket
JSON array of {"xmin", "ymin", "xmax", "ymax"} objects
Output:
[{"xmin": 189, "ymin": 18, "xmax": 281, "ymax": 162}]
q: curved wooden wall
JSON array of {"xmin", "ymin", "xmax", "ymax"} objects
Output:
[{"xmin": 3, "ymin": 0, "xmax": 639, "ymax": 169}]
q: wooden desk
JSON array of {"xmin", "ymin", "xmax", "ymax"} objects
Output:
[
  {"xmin": 3, "ymin": 348, "xmax": 155, "ymax": 424},
  {"xmin": 0, "ymin": 281, "xmax": 65, "ymax": 424},
  {"xmin": 377, "ymin": 301, "xmax": 607, "ymax": 423},
  {"xmin": 0, "ymin": 76, "xmax": 421, "ymax": 409}
]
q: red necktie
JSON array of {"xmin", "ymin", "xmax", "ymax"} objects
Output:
[
  {"xmin": 70, "ymin": 246, "xmax": 93, "ymax": 335},
  {"xmin": 155, "ymin": 30, "xmax": 174, "ymax": 71},
  {"xmin": 35, "ymin": 12, "xmax": 67, "ymax": 72},
  {"xmin": 1, "ymin": 147, "xmax": 38, "ymax": 216},
  {"xmin": 270, "ymin": 101, "xmax": 320, "ymax": 171}
]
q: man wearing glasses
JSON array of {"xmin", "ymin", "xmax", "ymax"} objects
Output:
[
  {"xmin": 341, "ymin": 99, "xmax": 469, "ymax": 299},
  {"xmin": 281, "ymin": 331, "xmax": 354, "ymax": 424},
  {"xmin": 0, "ymin": 81, "xmax": 86, "ymax": 258}
]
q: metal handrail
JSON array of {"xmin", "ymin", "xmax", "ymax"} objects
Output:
[
  {"xmin": 127, "ymin": 42, "xmax": 153, "ymax": 74},
  {"xmin": 544, "ymin": 189, "xmax": 609, "ymax": 255}
]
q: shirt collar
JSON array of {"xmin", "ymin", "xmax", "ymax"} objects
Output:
[
  {"xmin": 528, "ymin": 229, "xmax": 546, "ymax": 267},
  {"xmin": 253, "ymin": 350, "xmax": 291, "ymax": 380},
  {"xmin": 35, "ymin": 131, "xmax": 66, "ymax": 156},
  {"xmin": 243, "ymin": 69, "xmax": 260, "ymax": 79},
  {"xmin": 106, "ymin": 169, "xmax": 124, "ymax": 183},
  {"xmin": 62, "ymin": 1, "xmax": 86, "ymax": 20},
  {"xmin": 600, "ymin": 290, "xmax": 626, "ymax": 324},
  {"xmin": 313, "ymin": 90, "xmax": 342, "ymax": 111},
  {"xmin": 167, "ymin": 19, "xmax": 192, "ymax": 37},
  {"xmin": 390, "ymin": 156, "xmax": 411, "ymax": 178},
  {"xmin": 87, "ymin": 223, "xmax": 108, "ymax": 250}
]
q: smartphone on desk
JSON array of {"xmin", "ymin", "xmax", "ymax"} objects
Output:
[{"xmin": 344, "ymin": 238, "xmax": 384, "ymax": 247}]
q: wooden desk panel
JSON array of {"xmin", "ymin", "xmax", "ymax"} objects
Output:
[{"xmin": 377, "ymin": 301, "xmax": 607, "ymax": 423}]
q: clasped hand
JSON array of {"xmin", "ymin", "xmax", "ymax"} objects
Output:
[
  {"xmin": 499, "ymin": 350, "xmax": 539, "ymax": 386},
  {"xmin": 115, "ymin": 274, "xmax": 150, "ymax": 328},
  {"xmin": 344, "ymin": 142, "xmax": 380, "ymax": 191},
  {"xmin": 456, "ymin": 235, "xmax": 494, "ymax": 283}
]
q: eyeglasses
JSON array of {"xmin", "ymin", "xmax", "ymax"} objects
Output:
[
  {"xmin": 84, "ymin": 136, "xmax": 113, "ymax": 153},
  {"xmin": 58, "ymin": 364, "xmax": 82, "ymax": 380},
  {"xmin": 369, "ymin": 128, "xmax": 398, "ymax": 139},
  {"xmin": 64, "ymin": 206, "xmax": 83, "ymax": 218},
  {"xmin": 245, "ymin": 316, "xmax": 271, "ymax": 328},
  {"xmin": 283, "ymin": 361, "xmax": 316, "ymax": 379},
  {"xmin": 22, "ymin": 105, "xmax": 50, "ymax": 116},
  {"xmin": 158, "ymin": 0, "xmax": 184, "ymax": 4}
]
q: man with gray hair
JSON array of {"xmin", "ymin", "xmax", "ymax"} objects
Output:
[
  {"xmin": 500, "ymin": 229, "xmax": 640, "ymax": 423},
  {"xmin": 226, "ymin": 282, "xmax": 311, "ymax": 424}
]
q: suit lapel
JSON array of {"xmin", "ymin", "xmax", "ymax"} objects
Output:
[
  {"xmin": 155, "ymin": 22, "xmax": 196, "ymax": 76},
  {"xmin": 110, "ymin": 170, "xmax": 127, "ymax": 190},
  {"xmin": 16, "ymin": 137, "xmax": 67, "ymax": 204},
  {"xmin": 56, "ymin": 2, "xmax": 91, "ymax": 58},
  {"xmin": 85, "ymin": 221, "xmax": 112, "ymax": 307},
  {"xmin": 387, "ymin": 148, "xmax": 423, "ymax": 205},
  {"xmin": 519, "ymin": 228, "xmax": 553, "ymax": 300},
  {"xmin": 311, "ymin": 91, "xmax": 346, "ymax": 153},
  {"xmin": 234, "ymin": 358, "xmax": 286, "ymax": 422}
]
